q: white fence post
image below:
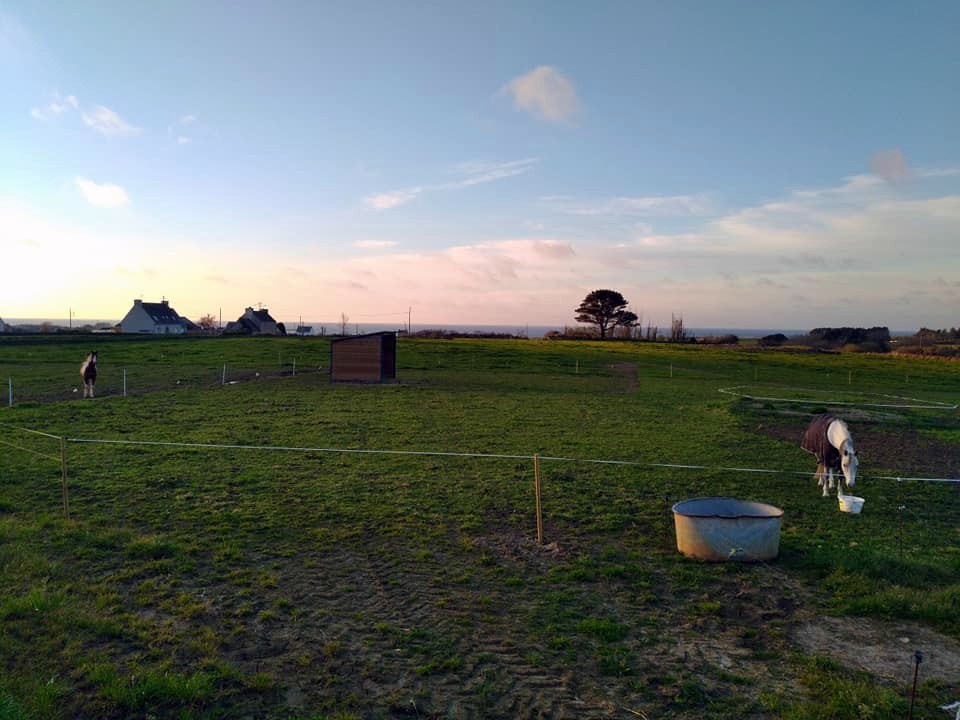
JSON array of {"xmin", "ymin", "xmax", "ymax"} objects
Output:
[{"xmin": 222, "ymin": 364, "xmax": 227, "ymax": 385}]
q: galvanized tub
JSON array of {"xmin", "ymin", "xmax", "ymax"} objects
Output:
[{"xmin": 672, "ymin": 497, "xmax": 784, "ymax": 562}]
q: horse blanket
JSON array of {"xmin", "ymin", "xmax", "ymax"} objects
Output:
[{"xmin": 801, "ymin": 414, "xmax": 841, "ymax": 470}]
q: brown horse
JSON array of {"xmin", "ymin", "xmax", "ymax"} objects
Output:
[
  {"xmin": 801, "ymin": 414, "xmax": 858, "ymax": 496},
  {"xmin": 80, "ymin": 351, "xmax": 98, "ymax": 398}
]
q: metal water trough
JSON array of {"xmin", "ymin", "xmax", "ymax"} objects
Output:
[{"xmin": 672, "ymin": 497, "xmax": 784, "ymax": 562}]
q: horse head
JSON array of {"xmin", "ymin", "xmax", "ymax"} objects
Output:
[
  {"xmin": 840, "ymin": 440, "xmax": 858, "ymax": 487},
  {"xmin": 89, "ymin": 350, "xmax": 98, "ymax": 365}
]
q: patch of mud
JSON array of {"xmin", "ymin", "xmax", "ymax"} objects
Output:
[
  {"xmin": 792, "ymin": 617, "xmax": 960, "ymax": 684},
  {"xmin": 211, "ymin": 544, "xmax": 618, "ymax": 719},
  {"xmin": 752, "ymin": 421, "xmax": 960, "ymax": 478},
  {"xmin": 609, "ymin": 362, "xmax": 639, "ymax": 393},
  {"xmin": 471, "ymin": 526, "xmax": 564, "ymax": 566}
]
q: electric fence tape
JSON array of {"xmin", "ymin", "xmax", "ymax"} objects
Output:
[
  {"xmin": 63, "ymin": 436, "xmax": 960, "ymax": 484},
  {"xmin": 719, "ymin": 385, "xmax": 958, "ymax": 410}
]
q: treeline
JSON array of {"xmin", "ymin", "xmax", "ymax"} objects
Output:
[
  {"xmin": 913, "ymin": 327, "xmax": 960, "ymax": 341},
  {"xmin": 894, "ymin": 327, "xmax": 960, "ymax": 357},
  {"xmin": 793, "ymin": 327, "xmax": 892, "ymax": 353}
]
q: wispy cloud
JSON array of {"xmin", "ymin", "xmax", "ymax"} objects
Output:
[
  {"xmin": 501, "ymin": 66, "xmax": 580, "ymax": 124},
  {"xmin": 448, "ymin": 158, "xmax": 538, "ymax": 187},
  {"xmin": 50, "ymin": 93, "xmax": 78, "ymax": 114},
  {"xmin": 169, "ymin": 113, "xmax": 198, "ymax": 144},
  {"xmin": 307, "ymin": 238, "xmax": 581, "ymax": 322},
  {"xmin": 364, "ymin": 188, "xmax": 423, "ymax": 211},
  {"xmin": 81, "ymin": 105, "xmax": 142, "ymax": 137},
  {"xmin": 75, "ymin": 177, "xmax": 129, "ymax": 208},
  {"xmin": 917, "ymin": 167, "xmax": 960, "ymax": 179},
  {"xmin": 30, "ymin": 92, "xmax": 79, "ymax": 121},
  {"xmin": 364, "ymin": 158, "xmax": 538, "ymax": 211},
  {"xmin": 545, "ymin": 193, "xmax": 712, "ymax": 217}
]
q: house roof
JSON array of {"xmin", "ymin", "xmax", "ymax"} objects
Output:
[
  {"xmin": 139, "ymin": 302, "xmax": 183, "ymax": 325},
  {"xmin": 250, "ymin": 309, "xmax": 276, "ymax": 323}
]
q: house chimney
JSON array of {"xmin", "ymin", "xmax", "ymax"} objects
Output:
[{"xmin": 134, "ymin": 299, "xmax": 142, "ymax": 305}]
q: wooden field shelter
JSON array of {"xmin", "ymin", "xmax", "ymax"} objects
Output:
[{"xmin": 330, "ymin": 331, "xmax": 397, "ymax": 383}]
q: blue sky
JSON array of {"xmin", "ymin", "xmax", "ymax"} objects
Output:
[{"xmin": 2, "ymin": 2, "xmax": 959, "ymax": 329}]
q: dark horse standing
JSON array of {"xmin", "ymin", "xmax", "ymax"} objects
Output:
[{"xmin": 80, "ymin": 351, "xmax": 98, "ymax": 398}]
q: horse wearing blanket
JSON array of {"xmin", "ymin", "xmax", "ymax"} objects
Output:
[
  {"xmin": 801, "ymin": 414, "xmax": 858, "ymax": 497},
  {"xmin": 80, "ymin": 351, "xmax": 98, "ymax": 398}
]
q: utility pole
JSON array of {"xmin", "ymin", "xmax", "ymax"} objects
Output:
[{"xmin": 408, "ymin": 306, "xmax": 412, "ymax": 334}]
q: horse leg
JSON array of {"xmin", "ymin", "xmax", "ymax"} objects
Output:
[
  {"xmin": 816, "ymin": 464, "xmax": 828, "ymax": 496},
  {"xmin": 827, "ymin": 468, "xmax": 836, "ymax": 492}
]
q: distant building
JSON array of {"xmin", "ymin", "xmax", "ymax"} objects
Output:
[
  {"xmin": 223, "ymin": 307, "xmax": 286, "ymax": 336},
  {"xmin": 120, "ymin": 299, "xmax": 190, "ymax": 334},
  {"xmin": 0, "ymin": 317, "xmax": 7, "ymax": 333}
]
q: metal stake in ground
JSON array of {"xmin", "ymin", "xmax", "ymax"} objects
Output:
[{"xmin": 908, "ymin": 650, "xmax": 923, "ymax": 720}]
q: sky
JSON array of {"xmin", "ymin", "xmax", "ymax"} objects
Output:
[{"xmin": 2, "ymin": 1, "xmax": 959, "ymax": 330}]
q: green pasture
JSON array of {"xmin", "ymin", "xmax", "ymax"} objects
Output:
[{"xmin": 1, "ymin": 335, "xmax": 958, "ymax": 719}]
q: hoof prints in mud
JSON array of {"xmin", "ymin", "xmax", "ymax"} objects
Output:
[{"xmin": 221, "ymin": 547, "xmax": 607, "ymax": 719}]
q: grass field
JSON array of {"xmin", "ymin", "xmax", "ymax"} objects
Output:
[{"xmin": 1, "ymin": 335, "xmax": 959, "ymax": 719}]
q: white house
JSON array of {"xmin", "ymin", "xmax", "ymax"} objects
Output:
[{"xmin": 120, "ymin": 299, "xmax": 188, "ymax": 334}]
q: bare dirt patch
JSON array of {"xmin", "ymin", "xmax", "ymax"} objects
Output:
[
  {"xmin": 792, "ymin": 616, "xmax": 960, "ymax": 684},
  {"xmin": 609, "ymin": 362, "xmax": 639, "ymax": 393},
  {"xmin": 751, "ymin": 416, "xmax": 960, "ymax": 478}
]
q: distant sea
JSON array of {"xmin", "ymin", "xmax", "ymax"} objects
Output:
[{"xmin": 4, "ymin": 319, "xmax": 917, "ymax": 339}]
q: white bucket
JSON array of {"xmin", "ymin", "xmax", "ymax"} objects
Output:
[{"xmin": 838, "ymin": 494, "xmax": 864, "ymax": 514}]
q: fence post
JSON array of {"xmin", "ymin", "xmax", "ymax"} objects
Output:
[
  {"xmin": 7, "ymin": 377, "xmax": 11, "ymax": 407},
  {"xmin": 533, "ymin": 453, "xmax": 543, "ymax": 545},
  {"xmin": 60, "ymin": 436, "xmax": 70, "ymax": 521},
  {"xmin": 123, "ymin": 368, "xmax": 127, "ymax": 398},
  {"xmin": 292, "ymin": 358, "xmax": 296, "ymax": 377},
  {"xmin": 222, "ymin": 364, "xmax": 226, "ymax": 385}
]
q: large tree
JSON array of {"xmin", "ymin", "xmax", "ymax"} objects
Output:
[
  {"xmin": 575, "ymin": 289, "xmax": 638, "ymax": 339},
  {"xmin": 198, "ymin": 314, "xmax": 218, "ymax": 331}
]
